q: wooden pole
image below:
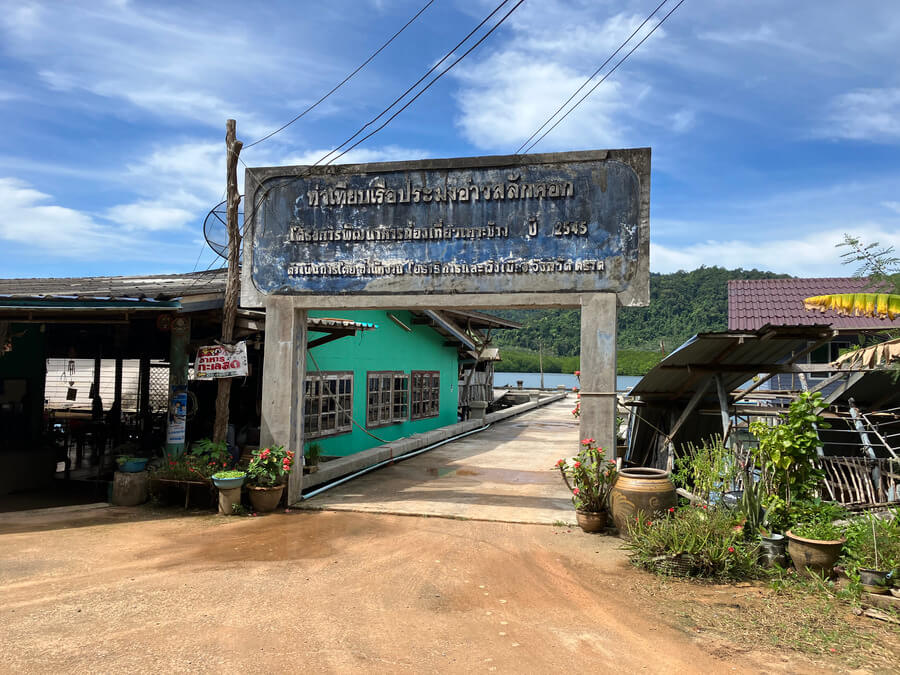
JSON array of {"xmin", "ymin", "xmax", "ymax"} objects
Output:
[{"xmin": 213, "ymin": 119, "xmax": 243, "ymax": 444}]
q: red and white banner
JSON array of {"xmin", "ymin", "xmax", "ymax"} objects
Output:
[{"xmin": 193, "ymin": 342, "xmax": 249, "ymax": 379}]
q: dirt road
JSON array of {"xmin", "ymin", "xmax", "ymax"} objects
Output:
[{"xmin": 0, "ymin": 505, "xmax": 829, "ymax": 674}]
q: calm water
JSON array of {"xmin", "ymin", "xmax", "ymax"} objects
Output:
[{"xmin": 494, "ymin": 371, "xmax": 642, "ymax": 392}]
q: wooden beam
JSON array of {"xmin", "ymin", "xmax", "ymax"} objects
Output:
[
  {"xmin": 307, "ymin": 330, "xmax": 354, "ymax": 349},
  {"xmin": 661, "ymin": 363, "xmax": 838, "ymax": 374},
  {"xmin": 665, "ymin": 378, "xmax": 713, "ymax": 470}
]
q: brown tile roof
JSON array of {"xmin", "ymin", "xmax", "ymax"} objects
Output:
[{"xmin": 728, "ymin": 277, "xmax": 899, "ymax": 331}]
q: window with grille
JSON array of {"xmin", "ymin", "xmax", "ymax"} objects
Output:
[
  {"xmin": 367, "ymin": 371, "xmax": 408, "ymax": 428},
  {"xmin": 411, "ymin": 370, "xmax": 440, "ymax": 420},
  {"xmin": 304, "ymin": 371, "xmax": 352, "ymax": 438}
]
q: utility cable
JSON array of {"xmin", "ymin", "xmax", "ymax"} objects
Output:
[
  {"xmin": 244, "ymin": 0, "xmax": 438, "ymax": 150},
  {"xmin": 521, "ymin": 0, "xmax": 685, "ymax": 154},
  {"xmin": 315, "ymin": 0, "xmax": 516, "ymax": 167},
  {"xmin": 325, "ymin": 0, "xmax": 524, "ymax": 166},
  {"xmin": 235, "ymin": 1, "xmax": 522, "ymax": 248},
  {"xmin": 514, "ymin": 0, "xmax": 670, "ymax": 154}
]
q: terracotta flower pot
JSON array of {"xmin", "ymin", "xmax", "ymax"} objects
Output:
[
  {"xmin": 248, "ymin": 484, "xmax": 285, "ymax": 513},
  {"xmin": 785, "ymin": 530, "xmax": 845, "ymax": 578},
  {"xmin": 609, "ymin": 467, "xmax": 677, "ymax": 539},
  {"xmin": 575, "ymin": 509, "xmax": 608, "ymax": 533}
]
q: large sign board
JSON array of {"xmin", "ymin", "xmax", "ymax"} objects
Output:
[{"xmin": 243, "ymin": 149, "xmax": 649, "ymax": 309}]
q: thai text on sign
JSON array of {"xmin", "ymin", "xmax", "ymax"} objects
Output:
[
  {"xmin": 247, "ymin": 150, "xmax": 648, "ymax": 298},
  {"xmin": 193, "ymin": 342, "xmax": 249, "ymax": 379}
]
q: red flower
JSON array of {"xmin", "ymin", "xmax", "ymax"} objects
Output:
[
  {"xmin": 572, "ymin": 488, "xmax": 580, "ymax": 495},
  {"xmin": 728, "ymin": 547, "xmax": 735, "ymax": 553},
  {"xmin": 556, "ymin": 459, "xmax": 565, "ymax": 467},
  {"xmin": 573, "ymin": 461, "xmax": 581, "ymax": 468},
  {"xmin": 646, "ymin": 520, "xmax": 652, "ymax": 526},
  {"xmin": 574, "ymin": 371, "xmax": 580, "ymax": 377},
  {"xmin": 701, "ymin": 505, "xmax": 708, "ymax": 510},
  {"xmin": 668, "ymin": 507, "xmax": 675, "ymax": 513}
]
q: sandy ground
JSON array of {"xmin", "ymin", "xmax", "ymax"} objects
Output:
[{"xmin": 0, "ymin": 505, "xmax": 833, "ymax": 674}]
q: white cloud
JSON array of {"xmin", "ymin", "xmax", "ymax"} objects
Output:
[
  {"xmin": 0, "ymin": 177, "xmax": 127, "ymax": 256},
  {"xmin": 819, "ymin": 88, "xmax": 900, "ymax": 143},
  {"xmin": 652, "ymin": 226, "xmax": 900, "ymax": 277},
  {"xmin": 882, "ymin": 201, "xmax": 900, "ymax": 215},
  {"xmin": 0, "ymin": 0, "xmax": 297, "ymax": 137},
  {"xmin": 105, "ymin": 201, "xmax": 195, "ymax": 232},
  {"xmin": 454, "ymin": 55, "xmax": 631, "ymax": 151}
]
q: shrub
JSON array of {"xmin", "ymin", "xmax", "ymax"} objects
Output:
[
  {"xmin": 672, "ymin": 435, "xmax": 738, "ymax": 505},
  {"xmin": 247, "ymin": 445, "xmax": 295, "ymax": 487},
  {"xmin": 750, "ymin": 391, "xmax": 829, "ymax": 506},
  {"xmin": 555, "ymin": 439, "xmax": 617, "ymax": 513},
  {"xmin": 624, "ymin": 505, "xmax": 762, "ymax": 579},
  {"xmin": 841, "ymin": 510, "xmax": 900, "ymax": 573}
]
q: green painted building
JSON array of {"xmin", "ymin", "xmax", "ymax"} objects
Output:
[{"xmin": 304, "ymin": 309, "xmax": 485, "ymax": 457}]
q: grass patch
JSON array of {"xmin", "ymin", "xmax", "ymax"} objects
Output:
[{"xmin": 631, "ymin": 573, "xmax": 900, "ymax": 670}]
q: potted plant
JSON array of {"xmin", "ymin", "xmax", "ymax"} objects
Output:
[
  {"xmin": 211, "ymin": 470, "xmax": 246, "ymax": 490},
  {"xmin": 842, "ymin": 513, "xmax": 900, "ymax": 594},
  {"xmin": 246, "ymin": 445, "xmax": 295, "ymax": 512},
  {"xmin": 786, "ymin": 517, "xmax": 846, "ymax": 578},
  {"xmin": 116, "ymin": 456, "xmax": 149, "ymax": 473},
  {"xmin": 555, "ymin": 439, "xmax": 617, "ymax": 533},
  {"xmin": 304, "ymin": 442, "xmax": 322, "ymax": 474}
]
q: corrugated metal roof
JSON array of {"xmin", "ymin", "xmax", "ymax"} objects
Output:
[
  {"xmin": 308, "ymin": 317, "xmax": 377, "ymax": 331},
  {"xmin": 0, "ymin": 269, "xmax": 226, "ymax": 302},
  {"xmin": 630, "ymin": 324, "xmax": 834, "ymax": 401},
  {"xmin": 728, "ymin": 277, "xmax": 898, "ymax": 331}
]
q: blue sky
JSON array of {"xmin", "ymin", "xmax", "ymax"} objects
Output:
[{"xmin": 1, "ymin": 0, "xmax": 898, "ymax": 280}]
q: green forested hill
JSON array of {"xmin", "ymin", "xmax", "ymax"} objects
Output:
[{"xmin": 492, "ymin": 267, "xmax": 787, "ymax": 371}]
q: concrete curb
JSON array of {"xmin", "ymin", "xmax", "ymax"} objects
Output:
[{"xmin": 301, "ymin": 392, "xmax": 568, "ymax": 492}]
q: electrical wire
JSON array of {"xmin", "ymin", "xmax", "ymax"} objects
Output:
[
  {"xmin": 314, "ymin": 0, "xmax": 516, "ymax": 167},
  {"xmin": 234, "ymin": 1, "xmax": 522, "ymax": 254},
  {"xmin": 325, "ymin": 0, "xmax": 524, "ymax": 166},
  {"xmin": 521, "ymin": 0, "xmax": 685, "ymax": 154},
  {"xmin": 514, "ymin": 0, "xmax": 670, "ymax": 154},
  {"xmin": 244, "ymin": 0, "xmax": 438, "ymax": 150}
]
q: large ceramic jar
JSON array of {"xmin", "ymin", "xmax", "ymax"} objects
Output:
[
  {"xmin": 247, "ymin": 484, "xmax": 285, "ymax": 513},
  {"xmin": 785, "ymin": 530, "xmax": 845, "ymax": 578},
  {"xmin": 609, "ymin": 467, "xmax": 677, "ymax": 538}
]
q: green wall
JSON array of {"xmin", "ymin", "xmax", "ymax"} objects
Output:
[{"xmin": 305, "ymin": 310, "xmax": 459, "ymax": 457}]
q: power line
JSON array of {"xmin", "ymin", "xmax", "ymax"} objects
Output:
[
  {"xmin": 325, "ymin": 0, "xmax": 524, "ymax": 166},
  {"xmin": 243, "ymin": 0, "xmax": 438, "ymax": 150},
  {"xmin": 521, "ymin": 0, "xmax": 685, "ymax": 154},
  {"xmin": 315, "ymin": 0, "xmax": 517, "ymax": 167},
  {"xmin": 514, "ymin": 0, "xmax": 671, "ymax": 154},
  {"xmin": 232, "ymin": 0, "xmax": 523, "ymax": 251}
]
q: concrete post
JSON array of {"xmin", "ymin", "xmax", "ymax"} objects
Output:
[
  {"xmin": 579, "ymin": 293, "xmax": 617, "ymax": 459},
  {"xmin": 260, "ymin": 297, "xmax": 307, "ymax": 504}
]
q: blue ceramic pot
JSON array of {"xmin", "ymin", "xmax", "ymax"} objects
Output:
[
  {"xmin": 118, "ymin": 458, "xmax": 149, "ymax": 473},
  {"xmin": 211, "ymin": 474, "xmax": 246, "ymax": 490}
]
